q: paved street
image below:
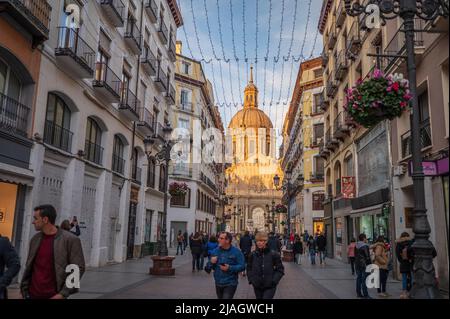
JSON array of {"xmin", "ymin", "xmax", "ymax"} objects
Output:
[{"xmin": 8, "ymin": 247, "xmax": 404, "ymax": 299}]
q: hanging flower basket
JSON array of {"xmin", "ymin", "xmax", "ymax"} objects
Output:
[
  {"xmin": 168, "ymin": 182, "xmax": 188, "ymax": 196},
  {"xmin": 344, "ymin": 69, "xmax": 412, "ymax": 128},
  {"xmin": 275, "ymin": 204, "xmax": 287, "ymax": 214}
]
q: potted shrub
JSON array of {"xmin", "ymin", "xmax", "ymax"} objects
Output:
[{"xmin": 344, "ymin": 70, "xmax": 412, "ymax": 128}]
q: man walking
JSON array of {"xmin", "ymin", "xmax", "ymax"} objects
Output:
[
  {"xmin": 205, "ymin": 232, "xmax": 245, "ymax": 299},
  {"xmin": 0, "ymin": 235, "xmax": 20, "ymax": 299},
  {"xmin": 239, "ymin": 231, "xmax": 252, "ymax": 276},
  {"xmin": 355, "ymin": 233, "xmax": 372, "ymax": 299},
  {"xmin": 176, "ymin": 230, "xmax": 184, "ymax": 255},
  {"xmin": 20, "ymin": 205, "xmax": 85, "ymax": 299},
  {"xmin": 316, "ymin": 232, "xmax": 327, "ymax": 265},
  {"xmin": 247, "ymin": 232, "xmax": 284, "ymax": 299}
]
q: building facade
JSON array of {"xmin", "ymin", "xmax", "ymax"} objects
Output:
[
  {"xmin": 0, "ymin": 0, "xmax": 51, "ymax": 259},
  {"xmin": 225, "ymin": 67, "xmax": 283, "ymax": 235},
  {"xmin": 1, "ymin": 0, "xmax": 183, "ymax": 269},
  {"xmin": 318, "ymin": 0, "xmax": 393, "ymax": 261},
  {"xmin": 167, "ymin": 41, "xmax": 224, "ymax": 244},
  {"xmin": 282, "ymin": 57, "xmax": 325, "ymax": 238},
  {"xmin": 383, "ymin": 15, "xmax": 449, "ymax": 291}
]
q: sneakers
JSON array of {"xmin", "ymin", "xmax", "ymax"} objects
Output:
[
  {"xmin": 400, "ymin": 291, "xmax": 410, "ymax": 299},
  {"xmin": 378, "ymin": 292, "xmax": 390, "ymax": 298}
]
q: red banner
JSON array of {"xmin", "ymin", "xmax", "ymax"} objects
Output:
[{"xmin": 342, "ymin": 176, "xmax": 356, "ymax": 199}]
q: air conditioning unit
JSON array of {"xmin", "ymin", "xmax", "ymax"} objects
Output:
[{"xmin": 393, "ymin": 165, "xmax": 406, "ymax": 176}]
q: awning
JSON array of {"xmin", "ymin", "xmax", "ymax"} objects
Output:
[
  {"xmin": 0, "ymin": 162, "xmax": 34, "ymax": 187},
  {"xmin": 350, "ymin": 203, "xmax": 384, "ymax": 217}
]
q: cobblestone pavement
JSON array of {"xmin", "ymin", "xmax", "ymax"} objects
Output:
[{"xmin": 8, "ymin": 247, "xmax": 406, "ymax": 299}]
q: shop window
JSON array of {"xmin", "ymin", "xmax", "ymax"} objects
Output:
[{"xmin": 335, "ymin": 217, "xmax": 343, "ymax": 244}]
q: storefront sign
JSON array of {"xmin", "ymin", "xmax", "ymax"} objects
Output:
[
  {"xmin": 408, "ymin": 161, "xmax": 438, "ymax": 176},
  {"xmin": 342, "ymin": 177, "xmax": 356, "ymax": 199},
  {"xmin": 437, "ymin": 157, "xmax": 449, "ymax": 175}
]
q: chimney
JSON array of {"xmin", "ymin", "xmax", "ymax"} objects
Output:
[{"xmin": 176, "ymin": 41, "xmax": 182, "ymax": 55}]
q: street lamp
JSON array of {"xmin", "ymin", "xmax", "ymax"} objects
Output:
[
  {"xmin": 284, "ymin": 170, "xmax": 292, "ymax": 242},
  {"xmin": 144, "ymin": 123, "xmax": 176, "ymax": 275},
  {"xmin": 344, "ymin": 0, "xmax": 448, "ymax": 299}
]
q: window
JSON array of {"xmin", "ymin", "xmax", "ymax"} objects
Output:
[
  {"xmin": 314, "ymin": 68, "xmax": 323, "ymax": 78},
  {"xmin": 112, "ymin": 135, "xmax": 125, "ymax": 174},
  {"xmin": 147, "ymin": 157, "xmax": 156, "ymax": 188},
  {"xmin": 334, "ymin": 161, "xmax": 342, "ymax": 196},
  {"xmin": 344, "ymin": 154, "xmax": 354, "ymax": 177},
  {"xmin": 159, "ymin": 164, "xmax": 166, "ymax": 192},
  {"xmin": 180, "ymin": 90, "xmax": 189, "ymax": 106},
  {"xmin": 335, "ymin": 217, "xmax": 343, "ymax": 244},
  {"xmin": 44, "ymin": 93, "xmax": 72, "ymax": 151},
  {"xmin": 131, "ymin": 148, "xmax": 140, "ymax": 182},
  {"xmin": 144, "ymin": 210, "xmax": 153, "ymax": 243},
  {"xmin": 313, "ymin": 123, "xmax": 324, "ymax": 144},
  {"xmin": 170, "ymin": 188, "xmax": 190, "ymax": 208},
  {"xmin": 179, "ymin": 118, "xmax": 189, "ymax": 130},
  {"xmin": 121, "ymin": 69, "xmax": 131, "ymax": 103},
  {"xmin": 182, "ymin": 61, "xmax": 190, "ymax": 74},
  {"xmin": 85, "ymin": 117, "xmax": 103, "ymax": 164},
  {"xmin": 313, "ymin": 93, "xmax": 323, "ymax": 113},
  {"xmin": 312, "ymin": 192, "xmax": 325, "ymax": 210},
  {"xmin": 314, "ymin": 157, "xmax": 325, "ymax": 177}
]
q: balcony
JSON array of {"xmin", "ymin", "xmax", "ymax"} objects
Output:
[
  {"xmin": 333, "ymin": 112, "xmax": 350, "ymax": 141},
  {"xmin": 145, "ymin": 0, "xmax": 158, "ymax": 23},
  {"xmin": 311, "ymin": 135, "xmax": 324, "ymax": 148},
  {"xmin": 93, "ymin": 62, "xmax": 122, "ymax": 102},
  {"xmin": 119, "ymin": 88, "xmax": 140, "ymax": 121},
  {"xmin": 325, "ymin": 128, "xmax": 338, "ymax": 151},
  {"xmin": 85, "ymin": 140, "xmax": 104, "ymax": 165},
  {"xmin": 0, "ymin": 92, "xmax": 30, "ymax": 137},
  {"xmin": 310, "ymin": 172, "xmax": 324, "ymax": 182},
  {"xmin": 112, "ymin": 154, "xmax": 125, "ymax": 174},
  {"xmin": 132, "ymin": 166, "xmax": 142, "ymax": 184},
  {"xmin": 55, "ymin": 27, "xmax": 95, "ymax": 79},
  {"xmin": 335, "ymin": 51, "xmax": 349, "ymax": 81},
  {"xmin": 346, "ymin": 21, "xmax": 361, "ymax": 60},
  {"xmin": 326, "ymin": 75, "xmax": 338, "ymax": 99},
  {"xmin": 141, "ymin": 48, "xmax": 157, "ymax": 76},
  {"xmin": 401, "ymin": 119, "xmax": 432, "ymax": 159},
  {"xmin": 383, "ymin": 19, "xmax": 425, "ymax": 75},
  {"xmin": 43, "ymin": 120, "xmax": 73, "ymax": 152},
  {"xmin": 165, "ymin": 83, "xmax": 175, "ymax": 104},
  {"xmin": 154, "ymin": 66, "xmax": 168, "ymax": 92},
  {"xmin": 335, "ymin": 0, "xmax": 346, "ymax": 28},
  {"xmin": 178, "ymin": 102, "xmax": 193, "ymax": 113},
  {"xmin": 0, "ymin": 0, "xmax": 51, "ymax": 47},
  {"xmin": 168, "ymin": 39, "xmax": 176, "ymax": 62},
  {"xmin": 321, "ymin": 49, "xmax": 329, "ymax": 68},
  {"xmin": 124, "ymin": 19, "xmax": 142, "ymax": 54},
  {"xmin": 99, "ymin": 0, "xmax": 125, "ymax": 27},
  {"xmin": 157, "ymin": 20, "xmax": 168, "ymax": 44},
  {"xmin": 312, "ymin": 95, "xmax": 326, "ymax": 115},
  {"xmin": 327, "ymin": 29, "xmax": 337, "ymax": 50},
  {"xmin": 319, "ymin": 139, "xmax": 330, "ymax": 159},
  {"xmin": 171, "ymin": 165, "xmax": 192, "ymax": 178},
  {"xmin": 137, "ymin": 107, "xmax": 155, "ymax": 135}
]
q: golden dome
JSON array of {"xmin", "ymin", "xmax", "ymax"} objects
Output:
[
  {"xmin": 228, "ymin": 108, "xmax": 273, "ymax": 129},
  {"xmin": 229, "ymin": 65, "xmax": 273, "ymax": 129}
]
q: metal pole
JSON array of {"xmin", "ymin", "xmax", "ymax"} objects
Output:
[
  {"xmin": 401, "ymin": 6, "xmax": 441, "ymax": 298},
  {"xmin": 159, "ymin": 146, "xmax": 170, "ymax": 257}
]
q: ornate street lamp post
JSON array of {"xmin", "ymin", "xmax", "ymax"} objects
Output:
[
  {"xmin": 345, "ymin": 0, "xmax": 448, "ymax": 298},
  {"xmin": 144, "ymin": 123, "xmax": 176, "ymax": 275}
]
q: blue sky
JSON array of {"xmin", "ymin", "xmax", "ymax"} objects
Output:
[{"xmin": 176, "ymin": 0, "xmax": 324, "ymax": 148}]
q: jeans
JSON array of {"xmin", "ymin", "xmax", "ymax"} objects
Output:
[
  {"xmin": 318, "ymin": 250, "xmax": 326, "ymax": 264},
  {"xmin": 295, "ymin": 253, "xmax": 302, "ymax": 264},
  {"xmin": 253, "ymin": 287, "xmax": 277, "ymax": 299},
  {"xmin": 378, "ymin": 269, "xmax": 389, "ymax": 293},
  {"xmin": 183, "ymin": 241, "xmax": 188, "ymax": 250},
  {"xmin": 349, "ymin": 257, "xmax": 355, "ymax": 274},
  {"xmin": 176, "ymin": 243, "xmax": 184, "ymax": 255},
  {"xmin": 356, "ymin": 270, "xmax": 369, "ymax": 297},
  {"xmin": 216, "ymin": 285, "xmax": 237, "ymax": 299},
  {"xmin": 200, "ymin": 255, "xmax": 206, "ymax": 270},
  {"xmin": 192, "ymin": 253, "xmax": 201, "ymax": 270},
  {"xmin": 310, "ymin": 250, "xmax": 316, "ymax": 264},
  {"xmin": 402, "ymin": 272, "xmax": 412, "ymax": 291}
]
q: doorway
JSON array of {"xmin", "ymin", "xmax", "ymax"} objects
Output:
[
  {"xmin": 126, "ymin": 202, "xmax": 137, "ymax": 259},
  {"xmin": 170, "ymin": 221, "xmax": 187, "ymax": 247}
]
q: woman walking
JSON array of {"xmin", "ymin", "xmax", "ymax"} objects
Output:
[
  {"xmin": 190, "ymin": 232, "xmax": 203, "ymax": 272},
  {"xmin": 372, "ymin": 236, "xmax": 390, "ymax": 298},
  {"xmin": 347, "ymin": 238, "xmax": 356, "ymax": 275}
]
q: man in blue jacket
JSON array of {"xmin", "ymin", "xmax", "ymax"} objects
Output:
[{"xmin": 205, "ymin": 231, "xmax": 245, "ymax": 299}]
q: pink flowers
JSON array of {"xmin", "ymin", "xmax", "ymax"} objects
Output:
[
  {"xmin": 373, "ymin": 69, "xmax": 383, "ymax": 79},
  {"xmin": 392, "ymin": 82, "xmax": 400, "ymax": 92}
]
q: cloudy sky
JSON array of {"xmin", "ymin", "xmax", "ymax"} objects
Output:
[{"xmin": 176, "ymin": 0, "xmax": 324, "ymax": 151}]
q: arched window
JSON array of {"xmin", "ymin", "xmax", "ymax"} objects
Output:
[
  {"xmin": 334, "ymin": 161, "xmax": 342, "ymax": 196},
  {"xmin": 85, "ymin": 117, "xmax": 103, "ymax": 164},
  {"xmin": 112, "ymin": 135, "xmax": 125, "ymax": 174},
  {"xmin": 147, "ymin": 157, "xmax": 156, "ymax": 188},
  {"xmin": 44, "ymin": 93, "xmax": 72, "ymax": 151}
]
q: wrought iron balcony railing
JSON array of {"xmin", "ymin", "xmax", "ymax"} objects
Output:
[
  {"xmin": 0, "ymin": 92, "xmax": 30, "ymax": 137},
  {"xmin": 43, "ymin": 120, "xmax": 73, "ymax": 152}
]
